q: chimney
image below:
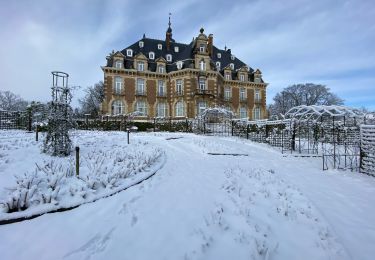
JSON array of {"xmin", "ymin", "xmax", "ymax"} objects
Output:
[{"xmin": 208, "ymin": 34, "xmax": 213, "ymax": 57}]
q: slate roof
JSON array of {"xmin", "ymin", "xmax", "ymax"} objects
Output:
[{"xmin": 106, "ymin": 35, "xmax": 259, "ymax": 82}]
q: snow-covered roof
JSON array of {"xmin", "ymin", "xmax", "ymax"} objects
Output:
[{"xmin": 285, "ymin": 105, "xmax": 365, "ymax": 121}]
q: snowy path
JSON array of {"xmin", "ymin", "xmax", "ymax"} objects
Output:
[{"xmin": 0, "ymin": 132, "xmax": 374, "ymax": 260}]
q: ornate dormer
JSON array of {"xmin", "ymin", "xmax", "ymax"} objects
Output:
[
  {"xmin": 110, "ymin": 51, "xmax": 125, "ymax": 69},
  {"xmin": 155, "ymin": 57, "xmax": 167, "ymax": 74},
  {"xmin": 194, "ymin": 28, "xmax": 212, "ymax": 71},
  {"xmin": 254, "ymin": 69, "xmax": 262, "ymax": 83},
  {"xmin": 133, "ymin": 52, "xmax": 148, "ymax": 71},
  {"xmin": 237, "ymin": 66, "xmax": 248, "ymax": 82}
]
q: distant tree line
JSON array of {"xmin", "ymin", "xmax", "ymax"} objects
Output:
[{"xmin": 0, "ymin": 90, "xmax": 29, "ymax": 111}]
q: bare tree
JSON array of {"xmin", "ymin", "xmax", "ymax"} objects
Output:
[
  {"xmin": 0, "ymin": 90, "xmax": 28, "ymax": 111},
  {"xmin": 78, "ymin": 81, "xmax": 104, "ymax": 117},
  {"xmin": 269, "ymin": 83, "xmax": 344, "ymax": 118}
]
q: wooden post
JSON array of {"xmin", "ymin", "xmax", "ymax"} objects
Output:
[
  {"xmin": 127, "ymin": 130, "xmax": 130, "ymax": 144},
  {"xmin": 36, "ymin": 125, "xmax": 39, "ymax": 141},
  {"xmin": 75, "ymin": 146, "xmax": 80, "ymax": 176}
]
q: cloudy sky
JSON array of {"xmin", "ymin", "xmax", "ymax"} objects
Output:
[{"xmin": 0, "ymin": 0, "xmax": 374, "ymax": 110}]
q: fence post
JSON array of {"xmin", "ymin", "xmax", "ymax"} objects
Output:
[
  {"xmin": 36, "ymin": 125, "xmax": 39, "ymax": 141},
  {"xmin": 231, "ymin": 121, "xmax": 234, "ymax": 136},
  {"xmin": 154, "ymin": 117, "xmax": 156, "ymax": 132},
  {"xmin": 185, "ymin": 118, "xmax": 188, "ymax": 132},
  {"xmin": 75, "ymin": 146, "xmax": 80, "ymax": 176},
  {"xmin": 127, "ymin": 129, "xmax": 130, "ymax": 144},
  {"xmin": 247, "ymin": 124, "xmax": 249, "ymax": 139},
  {"xmin": 28, "ymin": 110, "xmax": 32, "ymax": 132}
]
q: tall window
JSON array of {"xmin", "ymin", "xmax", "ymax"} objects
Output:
[
  {"xmin": 137, "ymin": 61, "xmax": 144, "ymax": 71},
  {"xmin": 224, "ymin": 87, "xmax": 231, "ymax": 100},
  {"xmin": 255, "ymin": 89, "xmax": 260, "ymax": 102},
  {"xmin": 225, "ymin": 73, "xmax": 231, "ymax": 80},
  {"xmin": 115, "ymin": 60, "xmax": 122, "ymax": 69},
  {"xmin": 135, "ymin": 100, "xmax": 147, "ymax": 116},
  {"xmin": 240, "ymin": 88, "xmax": 246, "ymax": 101},
  {"xmin": 199, "ymin": 60, "xmax": 206, "ymax": 71},
  {"xmin": 199, "ymin": 78, "xmax": 206, "ymax": 90},
  {"xmin": 176, "ymin": 79, "xmax": 183, "ymax": 95},
  {"xmin": 114, "ymin": 77, "xmax": 123, "ymax": 94},
  {"xmin": 254, "ymin": 107, "xmax": 261, "ymax": 120},
  {"xmin": 111, "ymin": 100, "xmax": 124, "ymax": 115},
  {"xmin": 197, "ymin": 101, "xmax": 207, "ymax": 115},
  {"xmin": 240, "ymin": 74, "xmax": 245, "ymax": 81},
  {"xmin": 175, "ymin": 101, "xmax": 185, "ymax": 117},
  {"xmin": 240, "ymin": 107, "xmax": 247, "ymax": 119},
  {"xmin": 158, "ymin": 65, "xmax": 165, "ymax": 73},
  {"xmin": 157, "ymin": 102, "xmax": 167, "ymax": 117},
  {"xmin": 136, "ymin": 79, "xmax": 145, "ymax": 95},
  {"xmin": 158, "ymin": 80, "xmax": 165, "ymax": 96}
]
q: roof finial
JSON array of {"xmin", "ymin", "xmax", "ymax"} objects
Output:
[{"xmin": 168, "ymin": 12, "xmax": 172, "ymax": 28}]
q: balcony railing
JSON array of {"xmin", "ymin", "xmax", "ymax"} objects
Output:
[
  {"xmin": 240, "ymin": 97, "xmax": 247, "ymax": 103},
  {"xmin": 175, "ymin": 90, "xmax": 184, "ymax": 96},
  {"xmin": 194, "ymin": 89, "xmax": 214, "ymax": 97},
  {"xmin": 223, "ymin": 96, "xmax": 232, "ymax": 102},
  {"xmin": 112, "ymin": 89, "xmax": 124, "ymax": 96},
  {"xmin": 157, "ymin": 91, "xmax": 167, "ymax": 97},
  {"xmin": 254, "ymin": 98, "xmax": 262, "ymax": 104},
  {"xmin": 136, "ymin": 90, "xmax": 146, "ymax": 96}
]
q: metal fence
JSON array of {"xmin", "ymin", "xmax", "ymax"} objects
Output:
[
  {"xmin": 360, "ymin": 125, "xmax": 375, "ymax": 176},
  {"xmin": 0, "ymin": 110, "xmax": 30, "ymax": 130}
]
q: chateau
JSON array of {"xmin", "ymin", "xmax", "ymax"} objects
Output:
[{"xmin": 101, "ymin": 19, "xmax": 268, "ymax": 120}]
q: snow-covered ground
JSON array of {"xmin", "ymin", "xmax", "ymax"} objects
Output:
[{"xmin": 0, "ymin": 130, "xmax": 374, "ymax": 260}]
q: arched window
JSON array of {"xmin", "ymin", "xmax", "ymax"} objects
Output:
[
  {"xmin": 175, "ymin": 101, "xmax": 185, "ymax": 117},
  {"xmin": 199, "ymin": 60, "xmax": 206, "ymax": 71},
  {"xmin": 229, "ymin": 63, "xmax": 234, "ymax": 70},
  {"xmin": 157, "ymin": 102, "xmax": 167, "ymax": 117},
  {"xmin": 111, "ymin": 100, "xmax": 124, "ymax": 115},
  {"xmin": 166, "ymin": 54, "xmax": 172, "ymax": 62},
  {"xmin": 149, "ymin": 52, "xmax": 155, "ymax": 59},
  {"xmin": 239, "ymin": 107, "xmax": 247, "ymax": 119},
  {"xmin": 135, "ymin": 100, "xmax": 148, "ymax": 116},
  {"xmin": 216, "ymin": 61, "xmax": 221, "ymax": 71}
]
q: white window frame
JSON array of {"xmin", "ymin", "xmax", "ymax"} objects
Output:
[
  {"xmin": 176, "ymin": 79, "xmax": 183, "ymax": 95},
  {"xmin": 137, "ymin": 61, "xmax": 145, "ymax": 71},
  {"xmin": 199, "ymin": 44, "xmax": 205, "ymax": 53},
  {"xmin": 231, "ymin": 55, "xmax": 235, "ymax": 60},
  {"xmin": 126, "ymin": 49, "xmax": 133, "ymax": 57},
  {"xmin": 225, "ymin": 73, "xmax": 231, "ymax": 80},
  {"xmin": 255, "ymin": 89, "xmax": 260, "ymax": 101},
  {"xmin": 217, "ymin": 53, "xmax": 221, "ymax": 59},
  {"xmin": 177, "ymin": 61, "xmax": 183, "ymax": 70},
  {"xmin": 139, "ymin": 41, "xmax": 144, "ymax": 48},
  {"xmin": 157, "ymin": 102, "xmax": 167, "ymax": 117},
  {"xmin": 175, "ymin": 101, "xmax": 185, "ymax": 117},
  {"xmin": 230, "ymin": 63, "xmax": 234, "ymax": 70},
  {"xmin": 199, "ymin": 78, "xmax": 206, "ymax": 90},
  {"xmin": 166, "ymin": 54, "xmax": 172, "ymax": 62},
  {"xmin": 254, "ymin": 107, "xmax": 261, "ymax": 120},
  {"xmin": 240, "ymin": 74, "xmax": 245, "ymax": 81},
  {"xmin": 240, "ymin": 88, "xmax": 246, "ymax": 100},
  {"xmin": 149, "ymin": 52, "xmax": 155, "ymax": 59},
  {"xmin": 197, "ymin": 101, "xmax": 207, "ymax": 115},
  {"xmin": 174, "ymin": 46, "xmax": 179, "ymax": 52},
  {"xmin": 224, "ymin": 87, "xmax": 231, "ymax": 100},
  {"xmin": 158, "ymin": 80, "xmax": 165, "ymax": 96},
  {"xmin": 114, "ymin": 77, "xmax": 123, "ymax": 94},
  {"xmin": 240, "ymin": 107, "xmax": 247, "ymax": 119},
  {"xmin": 135, "ymin": 100, "xmax": 148, "ymax": 116},
  {"xmin": 111, "ymin": 100, "xmax": 124, "ymax": 115},
  {"xmin": 216, "ymin": 61, "xmax": 221, "ymax": 71},
  {"xmin": 158, "ymin": 44, "xmax": 162, "ymax": 50},
  {"xmin": 158, "ymin": 65, "xmax": 165, "ymax": 73},
  {"xmin": 136, "ymin": 78, "xmax": 145, "ymax": 95},
  {"xmin": 199, "ymin": 60, "xmax": 206, "ymax": 71},
  {"xmin": 115, "ymin": 60, "xmax": 122, "ymax": 69}
]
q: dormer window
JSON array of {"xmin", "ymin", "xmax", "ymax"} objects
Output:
[
  {"xmin": 115, "ymin": 60, "xmax": 122, "ymax": 69},
  {"xmin": 199, "ymin": 60, "xmax": 206, "ymax": 71},
  {"xmin": 217, "ymin": 53, "xmax": 221, "ymax": 59},
  {"xmin": 225, "ymin": 73, "xmax": 231, "ymax": 80},
  {"xmin": 231, "ymin": 55, "xmax": 235, "ymax": 60},
  {"xmin": 158, "ymin": 64, "xmax": 165, "ymax": 73},
  {"xmin": 216, "ymin": 62, "xmax": 221, "ymax": 71},
  {"xmin": 158, "ymin": 44, "xmax": 162, "ymax": 50},
  {"xmin": 149, "ymin": 52, "xmax": 155, "ymax": 59},
  {"xmin": 230, "ymin": 63, "xmax": 234, "ymax": 70},
  {"xmin": 174, "ymin": 46, "xmax": 179, "ymax": 52},
  {"xmin": 177, "ymin": 61, "xmax": 183, "ymax": 70},
  {"xmin": 126, "ymin": 49, "xmax": 133, "ymax": 57},
  {"xmin": 166, "ymin": 54, "xmax": 172, "ymax": 62},
  {"xmin": 137, "ymin": 61, "xmax": 144, "ymax": 71},
  {"xmin": 139, "ymin": 41, "xmax": 144, "ymax": 48},
  {"xmin": 240, "ymin": 74, "xmax": 245, "ymax": 81},
  {"xmin": 199, "ymin": 44, "xmax": 205, "ymax": 53}
]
